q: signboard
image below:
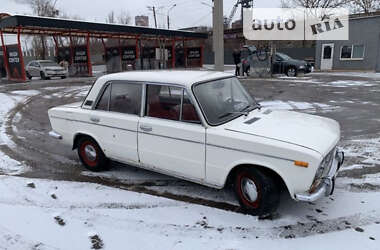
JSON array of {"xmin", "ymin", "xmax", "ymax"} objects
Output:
[
  {"xmin": 72, "ymin": 46, "xmax": 90, "ymax": 76},
  {"xmin": 186, "ymin": 47, "xmax": 202, "ymax": 67},
  {"xmin": 186, "ymin": 47, "xmax": 201, "ymax": 60},
  {"xmin": 142, "ymin": 47, "xmax": 155, "ymax": 59},
  {"xmin": 6, "ymin": 44, "xmax": 25, "ymax": 81},
  {"xmin": 121, "ymin": 47, "xmax": 136, "ymax": 71},
  {"xmin": 0, "ymin": 49, "xmax": 6, "ymax": 78},
  {"xmin": 105, "ymin": 47, "xmax": 121, "ymax": 73},
  {"xmin": 121, "ymin": 47, "xmax": 136, "ymax": 61}
]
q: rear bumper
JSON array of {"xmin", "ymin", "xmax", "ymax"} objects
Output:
[
  {"xmin": 295, "ymin": 150, "xmax": 344, "ymax": 202},
  {"xmin": 49, "ymin": 131, "xmax": 62, "ymax": 140}
]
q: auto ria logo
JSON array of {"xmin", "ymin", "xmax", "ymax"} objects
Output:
[{"xmin": 243, "ymin": 8, "xmax": 349, "ymax": 40}]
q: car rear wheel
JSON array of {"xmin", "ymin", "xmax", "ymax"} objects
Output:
[
  {"xmin": 77, "ymin": 137, "xmax": 109, "ymax": 172},
  {"xmin": 286, "ymin": 67, "xmax": 297, "ymax": 77},
  {"xmin": 234, "ymin": 167, "xmax": 280, "ymax": 216}
]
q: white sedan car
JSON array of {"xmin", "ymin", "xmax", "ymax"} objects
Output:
[
  {"xmin": 48, "ymin": 70, "xmax": 344, "ymax": 215},
  {"xmin": 26, "ymin": 60, "xmax": 68, "ymax": 80}
]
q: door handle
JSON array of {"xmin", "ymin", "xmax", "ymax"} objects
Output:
[
  {"xmin": 90, "ymin": 117, "xmax": 100, "ymax": 123},
  {"xmin": 140, "ymin": 124, "xmax": 152, "ymax": 132}
]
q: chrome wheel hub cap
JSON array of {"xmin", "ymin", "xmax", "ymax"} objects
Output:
[
  {"xmin": 84, "ymin": 145, "xmax": 97, "ymax": 161},
  {"xmin": 241, "ymin": 178, "xmax": 258, "ymax": 203}
]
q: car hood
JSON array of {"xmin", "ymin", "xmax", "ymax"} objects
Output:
[
  {"xmin": 45, "ymin": 66, "xmax": 65, "ymax": 70},
  {"xmin": 224, "ymin": 109, "xmax": 340, "ymax": 156}
]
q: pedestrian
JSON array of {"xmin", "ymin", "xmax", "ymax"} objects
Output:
[{"xmin": 233, "ymin": 49, "xmax": 241, "ymax": 76}]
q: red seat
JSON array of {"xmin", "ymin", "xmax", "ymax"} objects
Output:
[{"xmin": 148, "ymin": 98, "xmax": 179, "ymax": 120}]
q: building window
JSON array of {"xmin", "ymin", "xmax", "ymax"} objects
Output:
[{"xmin": 340, "ymin": 45, "xmax": 365, "ymax": 60}]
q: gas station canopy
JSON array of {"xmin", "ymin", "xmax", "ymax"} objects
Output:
[{"xmin": 0, "ymin": 14, "xmax": 208, "ymax": 40}]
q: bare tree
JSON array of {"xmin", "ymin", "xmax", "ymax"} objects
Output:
[
  {"xmin": 25, "ymin": 0, "xmax": 60, "ymax": 59},
  {"xmin": 281, "ymin": 0, "xmax": 350, "ymax": 8},
  {"xmin": 117, "ymin": 10, "xmax": 131, "ymax": 25},
  {"xmin": 350, "ymin": 0, "xmax": 380, "ymax": 13},
  {"xmin": 106, "ymin": 11, "xmax": 116, "ymax": 24},
  {"xmin": 106, "ymin": 10, "xmax": 131, "ymax": 24}
]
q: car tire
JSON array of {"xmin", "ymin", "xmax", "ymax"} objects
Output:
[
  {"xmin": 77, "ymin": 137, "xmax": 109, "ymax": 172},
  {"xmin": 40, "ymin": 71, "xmax": 48, "ymax": 80},
  {"xmin": 286, "ymin": 67, "xmax": 297, "ymax": 77},
  {"xmin": 234, "ymin": 167, "xmax": 280, "ymax": 216},
  {"xmin": 26, "ymin": 71, "xmax": 32, "ymax": 80}
]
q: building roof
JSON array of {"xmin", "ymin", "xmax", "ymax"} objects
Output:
[
  {"xmin": 0, "ymin": 14, "xmax": 208, "ymax": 40},
  {"xmin": 98, "ymin": 70, "xmax": 234, "ymax": 88}
]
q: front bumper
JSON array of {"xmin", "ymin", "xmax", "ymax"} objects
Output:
[{"xmin": 295, "ymin": 150, "xmax": 344, "ymax": 202}]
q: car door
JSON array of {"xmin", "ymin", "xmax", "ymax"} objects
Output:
[
  {"xmin": 85, "ymin": 81, "xmax": 142, "ymax": 164},
  {"xmin": 138, "ymin": 84, "xmax": 206, "ymax": 181},
  {"xmin": 273, "ymin": 54, "xmax": 283, "ymax": 74}
]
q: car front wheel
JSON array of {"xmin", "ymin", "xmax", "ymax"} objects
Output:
[
  {"xmin": 77, "ymin": 137, "xmax": 109, "ymax": 172},
  {"xmin": 234, "ymin": 167, "xmax": 280, "ymax": 216},
  {"xmin": 286, "ymin": 67, "xmax": 297, "ymax": 77},
  {"xmin": 40, "ymin": 71, "xmax": 49, "ymax": 80}
]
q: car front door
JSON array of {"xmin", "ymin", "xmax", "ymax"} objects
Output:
[
  {"xmin": 138, "ymin": 84, "xmax": 206, "ymax": 181},
  {"xmin": 86, "ymin": 81, "xmax": 142, "ymax": 164}
]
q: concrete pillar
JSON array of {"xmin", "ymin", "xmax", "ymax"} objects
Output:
[{"xmin": 213, "ymin": 0, "xmax": 224, "ymax": 71}]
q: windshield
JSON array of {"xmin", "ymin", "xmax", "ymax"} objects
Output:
[
  {"xmin": 276, "ymin": 53, "xmax": 292, "ymax": 60},
  {"xmin": 39, "ymin": 61, "xmax": 59, "ymax": 67},
  {"xmin": 193, "ymin": 77, "xmax": 258, "ymax": 126}
]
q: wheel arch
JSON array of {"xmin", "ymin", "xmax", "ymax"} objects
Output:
[
  {"xmin": 224, "ymin": 163, "xmax": 290, "ymax": 196},
  {"xmin": 72, "ymin": 132, "xmax": 102, "ymax": 151}
]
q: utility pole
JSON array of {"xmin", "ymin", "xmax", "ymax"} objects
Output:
[
  {"xmin": 167, "ymin": 4, "xmax": 176, "ymax": 29},
  {"xmin": 153, "ymin": 7, "xmax": 157, "ymax": 28},
  {"xmin": 213, "ymin": 0, "xmax": 224, "ymax": 71},
  {"xmin": 147, "ymin": 6, "xmax": 158, "ymax": 28}
]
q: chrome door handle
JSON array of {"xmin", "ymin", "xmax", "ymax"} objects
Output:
[
  {"xmin": 90, "ymin": 117, "xmax": 100, "ymax": 123},
  {"xmin": 140, "ymin": 125, "xmax": 152, "ymax": 132}
]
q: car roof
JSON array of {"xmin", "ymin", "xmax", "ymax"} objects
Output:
[{"xmin": 98, "ymin": 70, "xmax": 234, "ymax": 88}]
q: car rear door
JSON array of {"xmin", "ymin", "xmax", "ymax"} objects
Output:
[
  {"xmin": 84, "ymin": 81, "xmax": 142, "ymax": 164},
  {"xmin": 137, "ymin": 84, "xmax": 206, "ymax": 181}
]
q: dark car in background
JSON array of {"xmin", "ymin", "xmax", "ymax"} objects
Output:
[{"xmin": 273, "ymin": 52, "xmax": 313, "ymax": 77}]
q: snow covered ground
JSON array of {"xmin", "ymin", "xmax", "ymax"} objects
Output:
[{"xmin": 0, "ymin": 80, "xmax": 380, "ymax": 249}]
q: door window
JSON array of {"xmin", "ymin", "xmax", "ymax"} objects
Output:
[
  {"xmin": 109, "ymin": 82, "xmax": 142, "ymax": 115},
  {"xmin": 96, "ymin": 84, "xmax": 111, "ymax": 111},
  {"xmin": 323, "ymin": 46, "xmax": 332, "ymax": 59},
  {"xmin": 182, "ymin": 91, "xmax": 200, "ymax": 123},
  {"xmin": 146, "ymin": 85, "xmax": 181, "ymax": 121}
]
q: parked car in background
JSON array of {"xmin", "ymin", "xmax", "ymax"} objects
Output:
[
  {"xmin": 26, "ymin": 60, "xmax": 68, "ymax": 80},
  {"xmin": 273, "ymin": 52, "xmax": 313, "ymax": 77},
  {"xmin": 48, "ymin": 71, "xmax": 344, "ymax": 216}
]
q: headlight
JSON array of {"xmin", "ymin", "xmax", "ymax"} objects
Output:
[
  {"xmin": 299, "ymin": 65, "xmax": 305, "ymax": 69},
  {"xmin": 314, "ymin": 148, "xmax": 335, "ymax": 181}
]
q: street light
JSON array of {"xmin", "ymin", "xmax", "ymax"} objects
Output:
[{"xmin": 167, "ymin": 4, "xmax": 177, "ymax": 29}]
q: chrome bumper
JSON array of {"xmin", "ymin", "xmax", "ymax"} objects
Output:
[
  {"xmin": 295, "ymin": 150, "xmax": 344, "ymax": 202},
  {"xmin": 49, "ymin": 131, "xmax": 62, "ymax": 140}
]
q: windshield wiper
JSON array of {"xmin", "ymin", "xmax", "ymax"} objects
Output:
[{"xmin": 218, "ymin": 103, "xmax": 261, "ymax": 119}]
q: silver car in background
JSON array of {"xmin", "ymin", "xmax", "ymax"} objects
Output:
[{"xmin": 26, "ymin": 60, "xmax": 68, "ymax": 80}]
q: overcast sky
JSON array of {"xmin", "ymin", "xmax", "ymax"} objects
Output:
[{"xmin": 1, "ymin": 0, "xmax": 281, "ymax": 29}]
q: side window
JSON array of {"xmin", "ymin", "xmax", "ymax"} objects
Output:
[
  {"xmin": 146, "ymin": 84, "xmax": 181, "ymax": 121},
  {"xmin": 182, "ymin": 91, "xmax": 200, "ymax": 123},
  {"xmin": 95, "ymin": 84, "xmax": 111, "ymax": 111},
  {"xmin": 109, "ymin": 82, "xmax": 142, "ymax": 115}
]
